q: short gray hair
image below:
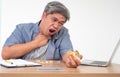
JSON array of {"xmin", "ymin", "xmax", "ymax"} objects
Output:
[{"xmin": 44, "ymin": 1, "xmax": 70, "ymax": 22}]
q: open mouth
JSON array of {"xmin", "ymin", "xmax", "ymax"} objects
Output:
[{"xmin": 49, "ymin": 29, "xmax": 56, "ymax": 34}]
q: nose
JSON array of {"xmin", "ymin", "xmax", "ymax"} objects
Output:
[{"xmin": 53, "ymin": 22, "xmax": 59, "ymax": 28}]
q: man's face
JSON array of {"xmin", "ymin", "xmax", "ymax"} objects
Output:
[{"xmin": 40, "ymin": 12, "xmax": 66, "ymax": 36}]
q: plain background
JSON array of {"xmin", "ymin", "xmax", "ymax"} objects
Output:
[{"xmin": 0, "ymin": 0, "xmax": 120, "ymax": 64}]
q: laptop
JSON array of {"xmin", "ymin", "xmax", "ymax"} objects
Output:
[{"xmin": 81, "ymin": 38, "xmax": 120, "ymax": 67}]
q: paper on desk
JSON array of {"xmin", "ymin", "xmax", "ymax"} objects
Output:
[{"xmin": 0, "ymin": 59, "xmax": 41, "ymax": 67}]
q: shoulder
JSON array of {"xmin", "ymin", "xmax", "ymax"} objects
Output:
[
  {"xmin": 59, "ymin": 26, "xmax": 68, "ymax": 35},
  {"xmin": 59, "ymin": 26, "xmax": 68, "ymax": 32},
  {"xmin": 53, "ymin": 26, "xmax": 69, "ymax": 39},
  {"xmin": 16, "ymin": 22, "xmax": 37, "ymax": 30}
]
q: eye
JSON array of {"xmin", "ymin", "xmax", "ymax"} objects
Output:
[
  {"xmin": 51, "ymin": 17, "xmax": 65, "ymax": 26},
  {"xmin": 59, "ymin": 22, "xmax": 64, "ymax": 26},
  {"xmin": 52, "ymin": 17, "xmax": 58, "ymax": 22}
]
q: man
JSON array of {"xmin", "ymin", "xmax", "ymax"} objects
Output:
[{"xmin": 2, "ymin": 1, "xmax": 82, "ymax": 68}]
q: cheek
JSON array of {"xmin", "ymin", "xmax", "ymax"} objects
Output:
[
  {"xmin": 43, "ymin": 19, "xmax": 51, "ymax": 27},
  {"xmin": 43, "ymin": 17, "xmax": 51, "ymax": 23},
  {"xmin": 44, "ymin": 18, "xmax": 53, "ymax": 26}
]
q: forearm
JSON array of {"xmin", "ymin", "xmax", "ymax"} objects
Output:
[{"xmin": 2, "ymin": 41, "xmax": 38, "ymax": 59}]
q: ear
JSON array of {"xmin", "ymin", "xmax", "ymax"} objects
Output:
[{"xmin": 41, "ymin": 12, "xmax": 47, "ymax": 19}]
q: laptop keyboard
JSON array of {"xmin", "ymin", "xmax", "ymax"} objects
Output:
[{"xmin": 91, "ymin": 61, "xmax": 107, "ymax": 65}]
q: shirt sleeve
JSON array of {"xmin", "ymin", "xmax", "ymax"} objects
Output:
[
  {"xmin": 4, "ymin": 24, "xmax": 25, "ymax": 46},
  {"xmin": 59, "ymin": 28, "xmax": 74, "ymax": 56}
]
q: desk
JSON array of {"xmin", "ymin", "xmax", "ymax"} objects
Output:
[{"xmin": 0, "ymin": 60, "xmax": 120, "ymax": 77}]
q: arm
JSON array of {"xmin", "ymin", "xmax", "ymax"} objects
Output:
[
  {"xmin": 2, "ymin": 33, "xmax": 50, "ymax": 60},
  {"xmin": 2, "ymin": 41, "xmax": 38, "ymax": 59},
  {"xmin": 58, "ymin": 28, "xmax": 83, "ymax": 68}
]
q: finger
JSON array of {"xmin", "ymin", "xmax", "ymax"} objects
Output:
[
  {"xmin": 75, "ymin": 57, "xmax": 81, "ymax": 65},
  {"xmin": 70, "ymin": 52, "xmax": 81, "ymax": 65},
  {"xmin": 47, "ymin": 36, "xmax": 51, "ymax": 39},
  {"xmin": 66, "ymin": 56, "xmax": 79, "ymax": 68},
  {"xmin": 41, "ymin": 34, "xmax": 51, "ymax": 40},
  {"xmin": 71, "ymin": 54, "xmax": 81, "ymax": 65},
  {"xmin": 66, "ymin": 58, "xmax": 72, "ymax": 67},
  {"xmin": 69, "ymin": 56, "xmax": 78, "ymax": 67}
]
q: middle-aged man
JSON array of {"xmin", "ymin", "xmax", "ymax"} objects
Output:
[{"xmin": 2, "ymin": 1, "xmax": 82, "ymax": 68}]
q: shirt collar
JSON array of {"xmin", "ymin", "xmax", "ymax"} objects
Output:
[{"xmin": 33, "ymin": 21, "xmax": 41, "ymax": 34}]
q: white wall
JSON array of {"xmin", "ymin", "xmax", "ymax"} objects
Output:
[{"xmin": 1, "ymin": 0, "xmax": 120, "ymax": 64}]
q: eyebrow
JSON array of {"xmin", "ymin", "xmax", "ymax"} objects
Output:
[{"xmin": 52, "ymin": 17, "xmax": 65, "ymax": 23}]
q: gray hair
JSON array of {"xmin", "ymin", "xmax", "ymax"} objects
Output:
[{"xmin": 44, "ymin": 1, "xmax": 70, "ymax": 22}]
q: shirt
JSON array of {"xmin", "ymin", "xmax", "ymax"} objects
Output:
[
  {"xmin": 22, "ymin": 42, "xmax": 49, "ymax": 60},
  {"xmin": 4, "ymin": 21, "xmax": 73, "ymax": 60}
]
